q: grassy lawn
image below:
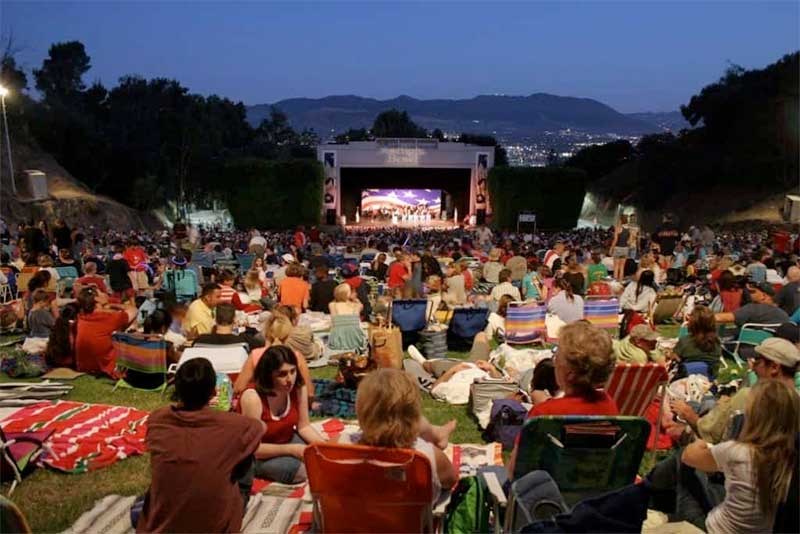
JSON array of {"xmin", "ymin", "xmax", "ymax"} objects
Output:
[{"xmin": 1, "ymin": 326, "xmax": 714, "ymax": 532}]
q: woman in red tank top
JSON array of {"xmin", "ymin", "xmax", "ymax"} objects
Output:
[{"xmin": 239, "ymin": 346, "xmax": 325, "ymax": 484}]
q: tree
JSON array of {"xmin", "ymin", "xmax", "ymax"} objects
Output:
[
  {"xmin": 565, "ymin": 140, "xmax": 633, "ymax": 181},
  {"xmin": 371, "ymin": 109, "xmax": 427, "ymax": 138},
  {"xmin": 33, "ymin": 41, "xmax": 91, "ymax": 106},
  {"xmin": 457, "ymin": 133, "xmax": 509, "ymax": 167},
  {"xmin": 334, "ymin": 128, "xmax": 370, "ymax": 143},
  {"xmin": 431, "ymin": 128, "xmax": 446, "ymax": 141}
]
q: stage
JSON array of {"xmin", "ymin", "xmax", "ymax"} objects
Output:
[{"xmin": 344, "ymin": 218, "xmax": 461, "ymax": 230}]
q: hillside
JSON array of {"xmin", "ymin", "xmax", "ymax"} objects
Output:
[
  {"xmin": 247, "ymin": 93, "xmax": 662, "ymax": 137},
  {"xmin": 625, "ymin": 111, "xmax": 691, "ymax": 132},
  {"xmin": 1, "ymin": 140, "xmax": 160, "ymax": 231}
]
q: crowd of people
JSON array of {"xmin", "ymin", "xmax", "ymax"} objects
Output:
[{"xmin": 2, "ymin": 214, "xmax": 799, "ymax": 532}]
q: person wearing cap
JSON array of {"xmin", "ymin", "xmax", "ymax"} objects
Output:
[
  {"xmin": 671, "ymin": 337, "xmax": 800, "ymax": 444},
  {"xmin": 714, "ymin": 281, "xmax": 790, "ymax": 333},
  {"xmin": 482, "ymin": 248, "xmax": 504, "ymax": 284},
  {"xmin": 613, "ymin": 324, "xmax": 665, "ymax": 365},
  {"xmin": 273, "ymin": 253, "xmax": 296, "ymax": 286}
]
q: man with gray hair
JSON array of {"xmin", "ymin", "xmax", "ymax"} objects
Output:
[{"xmin": 776, "ymin": 265, "xmax": 800, "ymax": 315}]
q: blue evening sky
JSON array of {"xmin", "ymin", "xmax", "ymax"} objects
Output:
[{"xmin": 2, "ymin": 1, "xmax": 798, "ymax": 112}]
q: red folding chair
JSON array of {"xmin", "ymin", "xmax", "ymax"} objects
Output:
[
  {"xmin": 304, "ymin": 442, "xmax": 435, "ymax": 533},
  {"xmin": 605, "ymin": 363, "xmax": 669, "ymax": 451}
]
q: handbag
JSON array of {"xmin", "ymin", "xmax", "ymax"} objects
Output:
[{"xmin": 369, "ymin": 304, "xmax": 403, "ymax": 369}]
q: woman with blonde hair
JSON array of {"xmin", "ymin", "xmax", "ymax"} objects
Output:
[
  {"xmin": 327, "ymin": 283, "xmax": 367, "ymax": 352},
  {"xmin": 234, "ymin": 315, "xmax": 312, "ymax": 398},
  {"xmin": 667, "ymin": 379, "xmax": 800, "ymax": 533},
  {"xmin": 443, "ymin": 262, "xmax": 467, "ymax": 306},
  {"xmin": 339, "ymin": 369, "xmax": 457, "ymax": 498}
]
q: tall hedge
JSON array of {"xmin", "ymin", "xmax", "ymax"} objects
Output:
[
  {"xmin": 224, "ymin": 158, "xmax": 324, "ymax": 229},
  {"xmin": 488, "ymin": 166, "xmax": 588, "ymax": 230}
]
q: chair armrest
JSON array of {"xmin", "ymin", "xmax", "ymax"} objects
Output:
[{"xmin": 482, "ymin": 471, "xmax": 507, "ymax": 507}]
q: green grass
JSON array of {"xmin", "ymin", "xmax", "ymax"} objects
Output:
[{"xmin": 3, "ymin": 328, "xmax": 696, "ymax": 532}]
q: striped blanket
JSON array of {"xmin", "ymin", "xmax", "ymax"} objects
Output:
[
  {"xmin": 66, "ymin": 418, "xmax": 503, "ymax": 534},
  {"xmin": 0, "ymin": 401, "xmax": 148, "ymax": 473}
]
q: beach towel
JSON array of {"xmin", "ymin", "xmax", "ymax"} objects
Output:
[{"xmin": 0, "ymin": 400, "xmax": 148, "ymax": 473}]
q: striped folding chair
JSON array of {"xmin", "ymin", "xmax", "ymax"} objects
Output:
[
  {"xmin": 504, "ymin": 301, "xmax": 546, "ymax": 345},
  {"xmin": 112, "ymin": 332, "xmax": 169, "ymax": 394},
  {"xmin": 605, "ymin": 363, "xmax": 669, "ymax": 451},
  {"xmin": 584, "ymin": 298, "xmax": 620, "ymax": 332}
]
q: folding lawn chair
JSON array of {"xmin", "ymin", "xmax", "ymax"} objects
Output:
[
  {"xmin": 484, "ymin": 415, "xmax": 650, "ymax": 530},
  {"xmin": 583, "ymin": 298, "xmax": 619, "ymax": 332},
  {"xmin": 504, "ymin": 301, "xmax": 546, "ymax": 346},
  {"xmin": 0, "ymin": 426, "xmax": 53, "ymax": 495},
  {"xmin": 724, "ymin": 323, "xmax": 781, "ymax": 366},
  {"xmin": 304, "ymin": 442, "xmax": 435, "ymax": 533},
  {"xmin": 163, "ymin": 270, "xmax": 198, "ymax": 303},
  {"xmin": 174, "ymin": 345, "xmax": 249, "ymax": 381},
  {"xmin": 391, "ymin": 299, "xmax": 428, "ymax": 332},
  {"xmin": 447, "ymin": 307, "xmax": 489, "ymax": 351},
  {"xmin": 55, "ymin": 266, "xmax": 79, "ymax": 295},
  {"xmin": 236, "ymin": 253, "xmax": 254, "ymax": 272},
  {"xmin": 112, "ymin": 332, "xmax": 170, "ymax": 394},
  {"xmin": 605, "ymin": 363, "xmax": 669, "ymax": 451}
]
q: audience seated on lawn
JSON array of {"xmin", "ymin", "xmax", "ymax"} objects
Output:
[
  {"xmin": 74, "ymin": 287, "xmax": 137, "ymax": 378},
  {"xmin": 670, "ymin": 337, "xmax": 800, "ymax": 444},
  {"xmin": 649, "ymin": 379, "xmax": 799, "ymax": 533},
  {"xmin": 193, "ymin": 303, "xmax": 261, "ymax": 352},
  {"xmin": 327, "ymin": 283, "xmax": 367, "ymax": 352},
  {"xmin": 271, "ymin": 305, "xmax": 321, "ymax": 363},
  {"xmin": 672, "ymin": 305, "xmax": 721, "ymax": 377},
  {"xmin": 217, "ymin": 270, "xmax": 261, "ymax": 314},
  {"xmin": 136, "ymin": 357, "xmax": 263, "ymax": 533},
  {"xmin": 238, "ymin": 345, "xmax": 325, "ymax": 484},
  {"xmin": 490, "ymin": 268, "xmax": 521, "ymax": 303},
  {"xmin": 620, "ymin": 269, "xmax": 658, "ymax": 314},
  {"xmin": 27, "ymin": 288, "xmax": 56, "ymax": 339},
  {"xmin": 340, "ymin": 262, "xmax": 372, "ymax": 319},
  {"xmin": 338, "ymin": 368, "xmax": 458, "ymax": 497},
  {"xmin": 308, "ymin": 266, "xmax": 336, "ymax": 313},
  {"xmin": 183, "ymin": 283, "xmax": 221, "ymax": 340},
  {"xmin": 443, "ymin": 262, "xmax": 468, "ymax": 306},
  {"xmin": 714, "ymin": 281, "xmax": 790, "ymax": 331},
  {"xmin": 278, "ymin": 263, "xmax": 310, "ymax": 313},
  {"xmin": 547, "ymin": 277, "xmax": 585, "ymax": 324},
  {"xmin": 234, "ymin": 316, "xmax": 312, "ymax": 398},
  {"xmin": 45, "ymin": 302, "xmax": 78, "ymax": 368},
  {"xmin": 506, "ymin": 321, "xmax": 618, "ymax": 478},
  {"xmin": 482, "ymin": 248, "xmax": 504, "ymax": 284},
  {"xmin": 74, "ymin": 261, "xmax": 108, "ymax": 296},
  {"xmin": 613, "ymin": 324, "xmax": 665, "ymax": 364}
]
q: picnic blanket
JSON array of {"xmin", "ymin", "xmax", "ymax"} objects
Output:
[
  {"xmin": 66, "ymin": 418, "xmax": 504, "ymax": 534},
  {"xmin": 0, "ymin": 400, "xmax": 148, "ymax": 473}
]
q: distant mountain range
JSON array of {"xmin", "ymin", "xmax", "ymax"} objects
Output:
[
  {"xmin": 625, "ymin": 111, "xmax": 692, "ymax": 133},
  {"xmin": 246, "ymin": 94, "xmax": 691, "ymax": 139}
]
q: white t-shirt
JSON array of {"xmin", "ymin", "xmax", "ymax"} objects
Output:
[
  {"xmin": 619, "ymin": 282, "xmax": 657, "ymax": 313},
  {"xmin": 490, "ymin": 282, "xmax": 521, "ymax": 303},
  {"xmin": 707, "ymin": 441, "xmax": 774, "ymax": 534},
  {"xmin": 431, "ymin": 364, "xmax": 489, "ymax": 404},
  {"xmin": 484, "ymin": 312, "xmax": 505, "ymax": 339}
]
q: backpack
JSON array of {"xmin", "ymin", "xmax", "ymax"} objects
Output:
[
  {"xmin": 443, "ymin": 475, "xmax": 490, "ymax": 534},
  {"xmin": 483, "ymin": 399, "xmax": 528, "ymax": 451}
]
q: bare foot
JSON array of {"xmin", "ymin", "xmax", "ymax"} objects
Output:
[{"xmin": 433, "ymin": 419, "xmax": 457, "ymax": 449}]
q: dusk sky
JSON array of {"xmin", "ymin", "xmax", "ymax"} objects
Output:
[{"xmin": 2, "ymin": 1, "xmax": 798, "ymax": 112}]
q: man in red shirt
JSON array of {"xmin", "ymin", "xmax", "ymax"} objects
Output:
[
  {"xmin": 123, "ymin": 240, "xmax": 147, "ymax": 270},
  {"xmin": 387, "ymin": 251, "xmax": 411, "ymax": 296},
  {"xmin": 75, "ymin": 287, "xmax": 138, "ymax": 377}
]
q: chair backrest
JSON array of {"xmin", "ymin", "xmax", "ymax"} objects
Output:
[
  {"xmin": 605, "ymin": 363, "xmax": 668, "ymax": 416},
  {"xmin": 513, "ymin": 416, "xmax": 650, "ymax": 505},
  {"xmin": 304, "ymin": 442, "xmax": 434, "ymax": 533},
  {"xmin": 584, "ymin": 298, "xmax": 620, "ymax": 331},
  {"xmin": 166, "ymin": 270, "xmax": 198, "ymax": 300},
  {"xmin": 55, "ymin": 266, "xmax": 79, "ymax": 280},
  {"xmin": 738, "ymin": 323, "xmax": 780, "ymax": 346},
  {"xmin": 112, "ymin": 332, "xmax": 168, "ymax": 374},
  {"xmin": 391, "ymin": 299, "xmax": 428, "ymax": 332},
  {"xmin": 449, "ymin": 307, "xmax": 489, "ymax": 339},
  {"xmin": 178, "ymin": 345, "xmax": 249, "ymax": 374},
  {"xmin": 505, "ymin": 301, "xmax": 546, "ymax": 344},
  {"xmin": 236, "ymin": 254, "xmax": 254, "ymax": 272},
  {"xmin": 191, "ymin": 251, "xmax": 215, "ymax": 269}
]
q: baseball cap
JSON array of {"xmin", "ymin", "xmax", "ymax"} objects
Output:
[
  {"xmin": 281, "ymin": 253, "xmax": 295, "ymax": 264},
  {"xmin": 754, "ymin": 337, "xmax": 800, "ymax": 369},
  {"xmin": 749, "ymin": 281, "xmax": 775, "ymax": 297},
  {"xmin": 630, "ymin": 324, "xmax": 659, "ymax": 341}
]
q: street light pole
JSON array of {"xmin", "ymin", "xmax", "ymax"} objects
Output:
[{"xmin": 0, "ymin": 88, "xmax": 14, "ymax": 195}]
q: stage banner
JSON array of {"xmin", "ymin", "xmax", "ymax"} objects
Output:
[
  {"xmin": 361, "ymin": 189, "xmax": 442, "ymax": 218},
  {"xmin": 323, "ymin": 151, "xmax": 337, "ymax": 210},
  {"xmin": 475, "ymin": 153, "xmax": 490, "ymax": 210}
]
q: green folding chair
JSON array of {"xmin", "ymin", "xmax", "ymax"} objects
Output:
[
  {"xmin": 500, "ymin": 416, "xmax": 649, "ymax": 506},
  {"xmin": 724, "ymin": 323, "xmax": 781, "ymax": 366}
]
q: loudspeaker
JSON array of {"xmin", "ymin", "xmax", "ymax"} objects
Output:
[
  {"xmin": 476, "ymin": 209, "xmax": 486, "ymax": 225},
  {"xmin": 325, "ymin": 209, "xmax": 337, "ymax": 225}
]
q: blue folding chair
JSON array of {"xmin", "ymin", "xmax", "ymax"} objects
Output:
[
  {"xmin": 55, "ymin": 266, "xmax": 79, "ymax": 295},
  {"xmin": 237, "ymin": 254, "xmax": 254, "ymax": 272},
  {"xmin": 447, "ymin": 307, "xmax": 489, "ymax": 351},
  {"xmin": 391, "ymin": 300, "xmax": 428, "ymax": 333}
]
